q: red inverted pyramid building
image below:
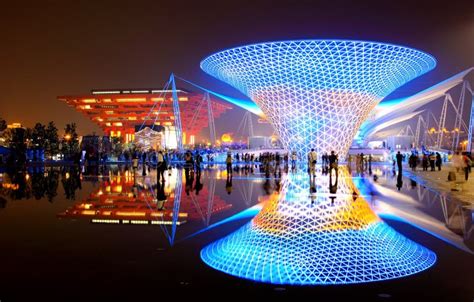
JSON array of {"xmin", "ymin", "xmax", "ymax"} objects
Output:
[{"xmin": 58, "ymin": 88, "xmax": 232, "ymax": 144}]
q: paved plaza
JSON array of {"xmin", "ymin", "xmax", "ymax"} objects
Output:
[{"xmin": 403, "ymin": 163, "xmax": 474, "ymax": 206}]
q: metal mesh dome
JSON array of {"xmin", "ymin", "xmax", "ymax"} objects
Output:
[{"xmin": 201, "ymin": 40, "xmax": 436, "ymax": 158}]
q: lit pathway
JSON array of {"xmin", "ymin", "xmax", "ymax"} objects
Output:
[{"xmin": 402, "ymin": 163, "xmax": 474, "ymax": 206}]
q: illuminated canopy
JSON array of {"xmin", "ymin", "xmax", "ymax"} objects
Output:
[
  {"xmin": 201, "ymin": 40, "xmax": 436, "ymax": 157},
  {"xmin": 201, "ymin": 169, "xmax": 436, "ymax": 285},
  {"xmin": 357, "ymin": 67, "xmax": 474, "ymax": 141}
]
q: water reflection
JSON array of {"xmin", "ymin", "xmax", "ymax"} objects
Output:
[
  {"xmin": 0, "ymin": 163, "xmax": 472, "ymax": 261},
  {"xmin": 366, "ymin": 166, "xmax": 474, "ymax": 253},
  {"xmin": 201, "ymin": 167, "xmax": 436, "ymax": 285}
]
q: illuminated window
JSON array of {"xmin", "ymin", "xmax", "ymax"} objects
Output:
[
  {"xmin": 116, "ymin": 98, "xmax": 146, "ymax": 103},
  {"xmin": 82, "ymin": 99, "xmax": 97, "ymax": 103}
]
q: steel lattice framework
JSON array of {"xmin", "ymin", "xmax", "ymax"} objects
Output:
[
  {"xmin": 200, "ymin": 169, "xmax": 436, "ymax": 285},
  {"xmin": 201, "ymin": 40, "xmax": 436, "ymax": 158}
]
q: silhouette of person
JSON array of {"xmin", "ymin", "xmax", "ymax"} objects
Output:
[
  {"xmin": 225, "ymin": 175, "xmax": 233, "ymax": 195},
  {"xmin": 156, "ymin": 181, "xmax": 167, "ymax": 210},
  {"xmin": 396, "ymin": 173, "xmax": 403, "ymax": 191},
  {"xmin": 396, "ymin": 151, "xmax": 403, "ymax": 172},
  {"xmin": 194, "ymin": 171, "xmax": 203, "ymax": 195}
]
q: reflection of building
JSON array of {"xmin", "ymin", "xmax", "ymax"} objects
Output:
[
  {"xmin": 57, "ymin": 171, "xmax": 232, "ymax": 225},
  {"xmin": 201, "ymin": 168, "xmax": 436, "ymax": 285},
  {"xmin": 201, "ymin": 40, "xmax": 435, "ymax": 158},
  {"xmin": 248, "ymin": 136, "xmax": 272, "ymax": 149},
  {"xmin": 58, "ymin": 89, "xmax": 232, "ymax": 144}
]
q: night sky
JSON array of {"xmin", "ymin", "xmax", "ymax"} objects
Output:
[{"xmin": 1, "ymin": 0, "xmax": 473, "ymax": 137}]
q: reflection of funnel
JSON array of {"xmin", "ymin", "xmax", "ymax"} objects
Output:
[
  {"xmin": 201, "ymin": 40, "xmax": 436, "ymax": 158},
  {"xmin": 201, "ymin": 169, "xmax": 436, "ymax": 285}
]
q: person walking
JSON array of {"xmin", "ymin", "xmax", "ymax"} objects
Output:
[{"xmin": 308, "ymin": 148, "xmax": 317, "ymax": 176}]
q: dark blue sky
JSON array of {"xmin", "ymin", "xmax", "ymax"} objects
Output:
[{"xmin": 1, "ymin": 0, "xmax": 473, "ymax": 137}]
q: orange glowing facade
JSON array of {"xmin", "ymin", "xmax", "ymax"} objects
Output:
[{"xmin": 58, "ymin": 89, "xmax": 232, "ymax": 144}]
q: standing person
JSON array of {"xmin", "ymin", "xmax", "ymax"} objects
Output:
[
  {"xmin": 184, "ymin": 151, "xmax": 193, "ymax": 169},
  {"xmin": 429, "ymin": 152, "xmax": 436, "ymax": 171},
  {"xmin": 396, "ymin": 151, "xmax": 403, "ymax": 172},
  {"xmin": 291, "ymin": 151, "xmax": 297, "ymax": 170},
  {"xmin": 226, "ymin": 152, "xmax": 233, "ymax": 176},
  {"xmin": 156, "ymin": 150, "xmax": 166, "ymax": 182},
  {"xmin": 463, "ymin": 154, "xmax": 472, "ymax": 181},
  {"xmin": 195, "ymin": 152, "xmax": 203, "ymax": 174},
  {"xmin": 452, "ymin": 152, "xmax": 463, "ymax": 172},
  {"xmin": 141, "ymin": 152, "xmax": 147, "ymax": 176},
  {"xmin": 422, "ymin": 154, "xmax": 429, "ymax": 171},
  {"xmin": 328, "ymin": 150, "xmax": 338, "ymax": 175},
  {"xmin": 308, "ymin": 148, "xmax": 317, "ymax": 176},
  {"xmin": 355, "ymin": 153, "xmax": 361, "ymax": 172},
  {"xmin": 435, "ymin": 152, "xmax": 442, "ymax": 171},
  {"xmin": 132, "ymin": 154, "xmax": 139, "ymax": 173},
  {"xmin": 409, "ymin": 153, "xmax": 417, "ymax": 171}
]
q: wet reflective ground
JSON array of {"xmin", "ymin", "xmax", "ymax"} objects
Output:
[{"xmin": 0, "ymin": 164, "xmax": 473, "ymax": 300}]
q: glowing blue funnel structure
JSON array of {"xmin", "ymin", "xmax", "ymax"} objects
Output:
[
  {"xmin": 201, "ymin": 169, "xmax": 436, "ymax": 284},
  {"xmin": 201, "ymin": 40, "xmax": 436, "ymax": 158}
]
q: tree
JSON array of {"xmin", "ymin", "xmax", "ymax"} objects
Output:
[
  {"xmin": 0, "ymin": 117, "xmax": 6, "ymax": 132},
  {"xmin": 45, "ymin": 121, "xmax": 59, "ymax": 156},
  {"xmin": 63, "ymin": 123, "xmax": 79, "ymax": 158},
  {"xmin": 8, "ymin": 127, "xmax": 28, "ymax": 165},
  {"xmin": 31, "ymin": 123, "xmax": 46, "ymax": 150}
]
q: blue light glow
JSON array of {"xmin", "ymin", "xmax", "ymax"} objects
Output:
[
  {"xmin": 201, "ymin": 40, "xmax": 436, "ymax": 157},
  {"xmin": 200, "ymin": 169, "xmax": 436, "ymax": 285}
]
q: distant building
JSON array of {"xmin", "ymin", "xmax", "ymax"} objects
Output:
[
  {"xmin": 248, "ymin": 136, "xmax": 272, "ymax": 149},
  {"xmin": 386, "ymin": 135, "xmax": 414, "ymax": 150}
]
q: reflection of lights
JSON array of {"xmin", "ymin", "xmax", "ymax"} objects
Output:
[
  {"xmin": 201, "ymin": 40, "xmax": 435, "ymax": 158},
  {"xmin": 2, "ymin": 183, "xmax": 19, "ymax": 190},
  {"xmin": 201, "ymin": 168, "xmax": 436, "ymax": 285},
  {"xmin": 25, "ymin": 174, "xmax": 30, "ymax": 181}
]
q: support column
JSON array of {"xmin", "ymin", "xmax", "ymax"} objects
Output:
[
  {"xmin": 467, "ymin": 94, "xmax": 474, "ymax": 152},
  {"xmin": 206, "ymin": 92, "xmax": 216, "ymax": 146},
  {"xmin": 170, "ymin": 73, "xmax": 184, "ymax": 151}
]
